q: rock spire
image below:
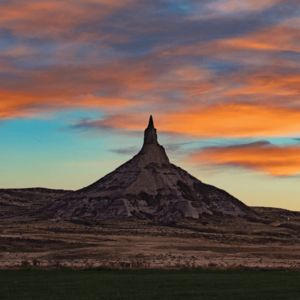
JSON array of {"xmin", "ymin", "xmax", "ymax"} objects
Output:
[
  {"xmin": 143, "ymin": 115, "xmax": 158, "ymax": 145},
  {"xmin": 148, "ymin": 115, "xmax": 154, "ymax": 128},
  {"xmin": 138, "ymin": 115, "xmax": 169, "ymax": 164}
]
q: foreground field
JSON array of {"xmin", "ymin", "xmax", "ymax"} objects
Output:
[
  {"xmin": 1, "ymin": 212, "xmax": 300, "ymax": 270},
  {"xmin": 1, "ymin": 269, "xmax": 300, "ymax": 300},
  {"xmin": 1, "ymin": 188, "xmax": 300, "ymax": 270}
]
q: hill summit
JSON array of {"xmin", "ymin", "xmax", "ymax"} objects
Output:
[{"xmin": 45, "ymin": 116, "xmax": 255, "ymax": 222}]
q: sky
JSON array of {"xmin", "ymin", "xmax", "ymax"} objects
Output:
[{"xmin": 1, "ymin": 0, "xmax": 300, "ymax": 210}]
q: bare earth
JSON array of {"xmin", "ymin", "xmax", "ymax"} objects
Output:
[{"xmin": 1, "ymin": 207, "xmax": 300, "ymax": 270}]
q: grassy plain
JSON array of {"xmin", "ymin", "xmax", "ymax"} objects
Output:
[
  {"xmin": 1, "ymin": 216, "xmax": 300, "ymax": 270},
  {"xmin": 1, "ymin": 269, "xmax": 300, "ymax": 300}
]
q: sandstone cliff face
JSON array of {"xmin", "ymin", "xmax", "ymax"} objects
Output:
[{"xmin": 45, "ymin": 116, "xmax": 254, "ymax": 222}]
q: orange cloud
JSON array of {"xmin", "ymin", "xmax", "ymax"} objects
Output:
[
  {"xmin": 0, "ymin": 88, "xmax": 137, "ymax": 120},
  {"xmin": 220, "ymin": 27, "xmax": 300, "ymax": 53},
  {"xmin": 97, "ymin": 103, "xmax": 300, "ymax": 138},
  {"xmin": 225, "ymin": 72, "xmax": 300, "ymax": 97},
  {"xmin": 160, "ymin": 104, "xmax": 300, "ymax": 138},
  {"xmin": 0, "ymin": 90, "xmax": 39, "ymax": 119},
  {"xmin": 189, "ymin": 143, "xmax": 300, "ymax": 176}
]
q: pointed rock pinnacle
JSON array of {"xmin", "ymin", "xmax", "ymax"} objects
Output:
[
  {"xmin": 148, "ymin": 115, "xmax": 154, "ymax": 128},
  {"xmin": 144, "ymin": 115, "xmax": 158, "ymax": 145},
  {"xmin": 138, "ymin": 115, "xmax": 169, "ymax": 164}
]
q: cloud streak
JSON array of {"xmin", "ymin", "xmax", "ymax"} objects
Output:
[
  {"xmin": 79, "ymin": 103, "xmax": 300, "ymax": 138},
  {"xmin": 189, "ymin": 142, "xmax": 300, "ymax": 176}
]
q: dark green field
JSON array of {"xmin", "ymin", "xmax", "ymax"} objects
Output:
[{"xmin": 1, "ymin": 269, "xmax": 300, "ymax": 300}]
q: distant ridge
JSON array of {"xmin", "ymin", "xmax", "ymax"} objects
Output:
[
  {"xmin": 0, "ymin": 188, "xmax": 71, "ymax": 218},
  {"xmin": 44, "ymin": 116, "xmax": 256, "ymax": 222}
]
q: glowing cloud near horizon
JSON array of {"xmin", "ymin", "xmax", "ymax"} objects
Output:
[{"xmin": 189, "ymin": 142, "xmax": 300, "ymax": 176}]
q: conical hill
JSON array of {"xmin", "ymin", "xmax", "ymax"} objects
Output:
[{"xmin": 44, "ymin": 116, "xmax": 255, "ymax": 222}]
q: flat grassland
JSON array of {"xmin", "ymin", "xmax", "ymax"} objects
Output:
[
  {"xmin": 2, "ymin": 189, "xmax": 300, "ymax": 270},
  {"xmin": 1, "ymin": 212, "xmax": 300, "ymax": 270},
  {"xmin": 1, "ymin": 269, "xmax": 300, "ymax": 300}
]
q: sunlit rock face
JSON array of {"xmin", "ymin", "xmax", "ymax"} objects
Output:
[{"xmin": 44, "ymin": 116, "xmax": 254, "ymax": 222}]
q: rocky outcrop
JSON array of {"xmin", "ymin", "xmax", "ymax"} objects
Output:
[{"xmin": 44, "ymin": 116, "xmax": 256, "ymax": 222}]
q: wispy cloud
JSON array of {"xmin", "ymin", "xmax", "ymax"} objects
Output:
[
  {"xmin": 1, "ymin": 0, "xmax": 300, "ymax": 143},
  {"xmin": 77, "ymin": 103, "xmax": 300, "ymax": 138},
  {"xmin": 0, "ymin": 0, "xmax": 137, "ymax": 39},
  {"xmin": 206, "ymin": 0, "xmax": 284, "ymax": 14},
  {"xmin": 110, "ymin": 146, "xmax": 139, "ymax": 155},
  {"xmin": 189, "ymin": 141, "xmax": 300, "ymax": 176}
]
